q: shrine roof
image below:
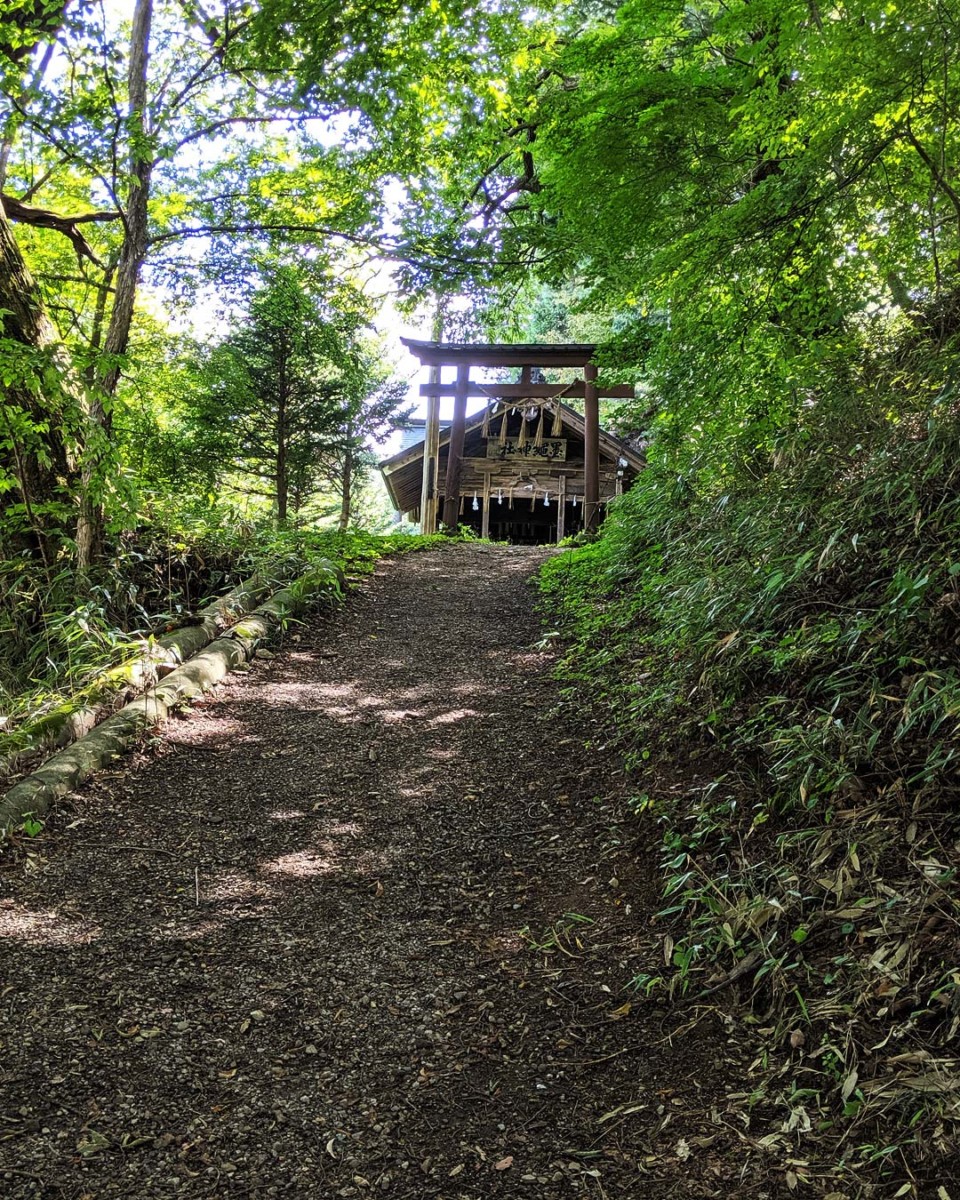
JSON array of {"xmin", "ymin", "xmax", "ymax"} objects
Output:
[{"xmin": 401, "ymin": 338, "xmax": 597, "ymax": 369}]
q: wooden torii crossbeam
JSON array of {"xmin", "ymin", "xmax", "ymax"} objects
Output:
[{"xmin": 401, "ymin": 339, "xmax": 634, "ymax": 535}]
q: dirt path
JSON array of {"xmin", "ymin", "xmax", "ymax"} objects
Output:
[{"xmin": 0, "ymin": 545, "xmax": 759, "ymax": 1200}]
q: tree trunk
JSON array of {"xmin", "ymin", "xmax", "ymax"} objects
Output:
[
  {"xmin": 76, "ymin": 0, "xmax": 154, "ymax": 571},
  {"xmin": 339, "ymin": 446, "xmax": 352, "ymax": 531},
  {"xmin": 276, "ymin": 338, "xmax": 288, "ymax": 524},
  {"xmin": 100, "ymin": 0, "xmax": 153, "ymax": 399},
  {"xmin": 0, "ymin": 5, "xmax": 82, "ymax": 564},
  {"xmin": 85, "ymin": 253, "xmax": 119, "ymax": 370},
  {"xmin": 0, "ymin": 204, "xmax": 80, "ymax": 564}
]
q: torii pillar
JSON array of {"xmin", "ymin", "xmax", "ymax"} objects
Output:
[
  {"xmin": 418, "ymin": 308, "xmax": 444, "ymax": 534},
  {"xmin": 418, "ymin": 371, "xmax": 440, "ymax": 534},
  {"xmin": 441, "ymin": 365, "xmax": 470, "ymax": 532},
  {"xmin": 583, "ymin": 361, "xmax": 600, "ymax": 535}
]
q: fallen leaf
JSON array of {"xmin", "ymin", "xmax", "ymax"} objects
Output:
[
  {"xmin": 77, "ymin": 1130, "xmax": 110, "ymax": 1157},
  {"xmin": 494, "ymin": 1156, "xmax": 514, "ymax": 1170}
]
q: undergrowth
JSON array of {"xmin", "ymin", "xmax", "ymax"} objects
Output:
[
  {"xmin": 538, "ymin": 327, "xmax": 960, "ymax": 1194},
  {"xmin": 0, "ymin": 497, "xmax": 445, "ymax": 733}
]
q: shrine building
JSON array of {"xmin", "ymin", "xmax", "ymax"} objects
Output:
[{"xmin": 379, "ymin": 340, "xmax": 645, "ymax": 545}]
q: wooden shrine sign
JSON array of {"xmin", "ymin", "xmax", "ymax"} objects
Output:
[{"xmin": 485, "ymin": 438, "xmax": 567, "ymax": 461}]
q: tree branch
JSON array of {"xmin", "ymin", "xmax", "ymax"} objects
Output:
[
  {"xmin": 905, "ymin": 121, "xmax": 960, "ymax": 238},
  {"xmin": 146, "ymin": 220, "xmax": 382, "ymax": 249},
  {"xmin": 168, "ymin": 112, "xmax": 335, "ymax": 154},
  {"xmin": 37, "ymin": 271, "xmax": 115, "ymax": 292},
  {"xmin": 0, "ymin": 194, "xmax": 121, "ymax": 266}
]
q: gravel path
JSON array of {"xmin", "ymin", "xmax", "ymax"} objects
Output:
[{"xmin": 0, "ymin": 545, "xmax": 759, "ymax": 1199}]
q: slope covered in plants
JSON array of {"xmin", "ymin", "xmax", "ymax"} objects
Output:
[{"xmin": 539, "ymin": 303, "xmax": 960, "ymax": 1193}]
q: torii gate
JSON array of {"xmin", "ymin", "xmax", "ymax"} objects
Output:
[{"xmin": 402, "ymin": 339, "xmax": 634, "ymax": 535}]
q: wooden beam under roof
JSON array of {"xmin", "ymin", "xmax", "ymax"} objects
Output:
[{"xmin": 418, "ymin": 381, "xmax": 635, "ymax": 399}]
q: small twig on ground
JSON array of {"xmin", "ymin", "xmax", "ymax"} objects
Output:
[
  {"xmin": 688, "ymin": 948, "xmax": 764, "ymax": 1002},
  {"xmin": 563, "ymin": 1048, "xmax": 631, "ymax": 1065},
  {"xmin": 652, "ymin": 1007, "xmax": 720, "ymax": 1046},
  {"xmin": 111, "ymin": 844, "xmax": 180, "ymax": 857}
]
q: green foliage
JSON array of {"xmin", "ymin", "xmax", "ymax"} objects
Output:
[
  {"xmin": 515, "ymin": 0, "xmax": 960, "ymax": 307},
  {"xmin": 186, "ymin": 264, "xmax": 356, "ymax": 519},
  {"xmin": 508, "ymin": 12, "xmax": 960, "ymax": 1183},
  {"xmin": 154, "ymin": 262, "xmax": 411, "ymax": 526},
  {"xmin": 0, "ymin": 0, "xmax": 538, "ymax": 570},
  {"xmin": 542, "ymin": 351, "xmax": 960, "ymax": 807}
]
